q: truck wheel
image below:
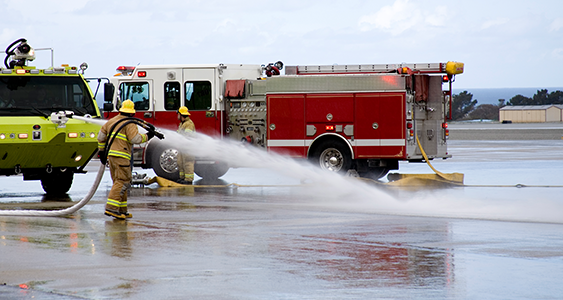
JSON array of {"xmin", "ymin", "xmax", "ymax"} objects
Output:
[
  {"xmin": 359, "ymin": 167, "xmax": 390, "ymax": 180},
  {"xmin": 311, "ymin": 140, "xmax": 352, "ymax": 173},
  {"xmin": 41, "ymin": 169, "xmax": 74, "ymax": 196},
  {"xmin": 150, "ymin": 144, "xmax": 180, "ymax": 181},
  {"xmin": 195, "ymin": 162, "xmax": 229, "ymax": 180}
]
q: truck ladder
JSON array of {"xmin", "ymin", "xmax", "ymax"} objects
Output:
[{"xmin": 285, "ymin": 62, "xmax": 450, "ymax": 75}]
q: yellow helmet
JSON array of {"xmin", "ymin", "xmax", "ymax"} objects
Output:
[
  {"xmin": 119, "ymin": 99, "xmax": 136, "ymax": 114},
  {"xmin": 178, "ymin": 106, "xmax": 190, "ymax": 116}
]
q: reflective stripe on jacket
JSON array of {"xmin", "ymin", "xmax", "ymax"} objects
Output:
[{"xmin": 98, "ymin": 114, "xmax": 148, "ymax": 160}]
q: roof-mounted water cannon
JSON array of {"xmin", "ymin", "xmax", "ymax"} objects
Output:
[
  {"xmin": 79, "ymin": 62, "xmax": 88, "ymax": 74},
  {"xmin": 4, "ymin": 38, "xmax": 36, "ymax": 69}
]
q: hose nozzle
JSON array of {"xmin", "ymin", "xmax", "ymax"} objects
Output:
[{"xmin": 153, "ymin": 130, "xmax": 165, "ymax": 140}]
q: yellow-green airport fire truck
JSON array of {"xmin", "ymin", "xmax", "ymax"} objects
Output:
[{"xmin": 0, "ymin": 38, "xmax": 106, "ymax": 195}]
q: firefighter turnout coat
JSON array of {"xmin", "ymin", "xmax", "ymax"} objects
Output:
[
  {"xmin": 98, "ymin": 114, "xmax": 148, "ymax": 214},
  {"xmin": 177, "ymin": 117, "xmax": 196, "ymax": 181}
]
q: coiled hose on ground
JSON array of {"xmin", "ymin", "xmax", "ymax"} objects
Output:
[{"xmin": 0, "ymin": 163, "xmax": 105, "ymax": 217}]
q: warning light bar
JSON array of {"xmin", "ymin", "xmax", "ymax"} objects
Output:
[
  {"xmin": 117, "ymin": 66, "xmax": 135, "ymax": 71},
  {"xmin": 137, "ymin": 71, "xmax": 147, "ymax": 77},
  {"xmin": 117, "ymin": 66, "xmax": 136, "ymax": 75}
]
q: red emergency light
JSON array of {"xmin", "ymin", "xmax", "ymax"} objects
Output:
[
  {"xmin": 442, "ymin": 75, "xmax": 449, "ymax": 82},
  {"xmin": 117, "ymin": 66, "xmax": 134, "ymax": 71},
  {"xmin": 442, "ymin": 122, "xmax": 448, "ymax": 128},
  {"xmin": 137, "ymin": 71, "xmax": 147, "ymax": 77},
  {"xmin": 116, "ymin": 66, "xmax": 136, "ymax": 75},
  {"xmin": 325, "ymin": 125, "xmax": 335, "ymax": 131}
]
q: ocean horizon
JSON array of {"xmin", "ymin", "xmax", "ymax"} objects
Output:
[{"xmin": 452, "ymin": 87, "xmax": 563, "ymax": 106}]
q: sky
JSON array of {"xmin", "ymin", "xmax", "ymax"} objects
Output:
[{"xmin": 0, "ymin": 0, "xmax": 562, "ymax": 89}]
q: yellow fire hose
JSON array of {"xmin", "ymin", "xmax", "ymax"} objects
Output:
[{"xmin": 386, "ymin": 135, "xmax": 464, "ymax": 186}]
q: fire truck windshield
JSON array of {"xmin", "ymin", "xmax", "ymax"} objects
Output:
[{"xmin": 0, "ymin": 76, "xmax": 97, "ymax": 116}]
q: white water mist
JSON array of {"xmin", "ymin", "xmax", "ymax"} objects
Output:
[
  {"xmin": 73, "ymin": 118, "xmax": 563, "ymax": 224},
  {"xmin": 165, "ymin": 129, "xmax": 563, "ymax": 224}
]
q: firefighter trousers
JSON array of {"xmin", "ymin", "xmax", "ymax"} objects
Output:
[
  {"xmin": 106, "ymin": 156, "xmax": 132, "ymax": 214},
  {"xmin": 177, "ymin": 151, "xmax": 194, "ymax": 182}
]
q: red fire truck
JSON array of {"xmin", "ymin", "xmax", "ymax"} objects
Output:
[{"xmin": 102, "ymin": 61, "xmax": 464, "ymax": 181}]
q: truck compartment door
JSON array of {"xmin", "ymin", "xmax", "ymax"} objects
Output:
[
  {"xmin": 267, "ymin": 94, "xmax": 306, "ymax": 157},
  {"xmin": 355, "ymin": 93, "xmax": 405, "ymax": 158}
]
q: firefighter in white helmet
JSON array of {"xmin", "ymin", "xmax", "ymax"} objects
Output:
[
  {"xmin": 176, "ymin": 106, "xmax": 196, "ymax": 184},
  {"xmin": 98, "ymin": 99, "xmax": 154, "ymax": 220}
]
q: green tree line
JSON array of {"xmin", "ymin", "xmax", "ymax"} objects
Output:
[{"xmin": 451, "ymin": 89, "xmax": 563, "ymax": 121}]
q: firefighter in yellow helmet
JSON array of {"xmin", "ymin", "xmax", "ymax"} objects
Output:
[
  {"xmin": 97, "ymin": 100, "xmax": 154, "ymax": 220},
  {"xmin": 176, "ymin": 106, "xmax": 196, "ymax": 184}
]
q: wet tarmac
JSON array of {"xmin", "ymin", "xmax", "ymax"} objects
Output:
[{"xmin": 1, "ymin": 139, "xmax": 563, "ymax": 299}]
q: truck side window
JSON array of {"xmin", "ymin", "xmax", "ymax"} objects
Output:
[
  {"xmin": 164, "ymin": 82, "xmax": 181, "ymax": 111},
  {"xmin": 184, "ymin": 81, "xmax": 211, "ymax": 110},
  {"xmin": 118, "ymin": 82, "xmax": 150, "ymax": 111}
]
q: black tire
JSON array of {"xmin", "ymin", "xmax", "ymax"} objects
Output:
[
  {"xmin": 150, "ymin": 144, "xmax": 180, "ymax": 181},
  {"xmin": 194, "ymin": 162, "xmax": 229, "ymax": 180},
  {"xmin": 310, "ymin": 140, "xmax": 353, "ymax": 174},
  {"xmin": 358, "ymin": 167, "xmax": 390, "ymax": 180},
  {"xmin": 41, "ymin": 168, "xmax": 74, "ymax": 196}
]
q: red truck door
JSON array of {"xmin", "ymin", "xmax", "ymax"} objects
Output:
[
  {"xmin": 354, "ymin": 93, "xmax": 406, "ymax": 158},
  {"xmin": 267, "ymin": 94, "xmax": 306, "ymax": 157}
]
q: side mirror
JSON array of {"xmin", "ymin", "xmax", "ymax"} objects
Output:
[
  {"xmin": 104, "ymin": 83, "xmax": 115, "ymax": 103},
  {"xmin": 103, "ymin": 102, "xmax": 114, "ymax": 112}
]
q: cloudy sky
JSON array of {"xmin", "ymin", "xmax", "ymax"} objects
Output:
[{"xmin": 1, "ymin": 0, "xmax": 561, "ymax": 89}]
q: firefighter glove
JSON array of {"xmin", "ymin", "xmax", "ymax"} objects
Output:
[
  {"xmin": 98, "ymin": 150, "xmax": 107, "ymax": 165},
  {"xmin": 146, "ymin": 131, "xmax": 155, "ymax": 140}
]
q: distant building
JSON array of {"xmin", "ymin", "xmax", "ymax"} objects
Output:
[{"xmin": 499, "ymin": 105, "xmax": 563, "ymax": 123}]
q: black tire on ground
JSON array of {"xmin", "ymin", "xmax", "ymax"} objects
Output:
[
  {"xmin": 41, "ymin": 168, "xmax": 74, "ymax": 196},
  {"xmin": 194, "ymin": 162, "xmax": 229, "ymax": 180},
  {"xmin": 358, "ymin": 167, "xmax": 390, "ymax": 180},
  {"xmin": 150, "ymin": 144, "xmax": 180, "ymax": 181},
  {"xmin": 310, "ymin": 140, "xmax": 353, "ymax": 174}
]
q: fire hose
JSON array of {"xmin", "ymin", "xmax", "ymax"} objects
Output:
[{"xmin": 0, "ymin": 117, "xmax": 163, "ymax": 217}]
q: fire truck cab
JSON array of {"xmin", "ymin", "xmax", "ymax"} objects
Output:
[
  {"xmin": 104, "ymin": 61, "xmax": 463, "ymax": 181},
  {"xmin": 0, "ymin": 39, "xmax": 103, "ymax": 195},
  {"xmin": 104, "ymin": 63, "xmax": 263, "ymax": 180}
]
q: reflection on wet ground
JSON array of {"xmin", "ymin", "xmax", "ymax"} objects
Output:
[
  {"xmin": 1, "ymin": 140, "xmax": 563, "ymax": 299},
  {"xmin": 269, "ymin": 225, "xmax": 454, "ymax": 289}
]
